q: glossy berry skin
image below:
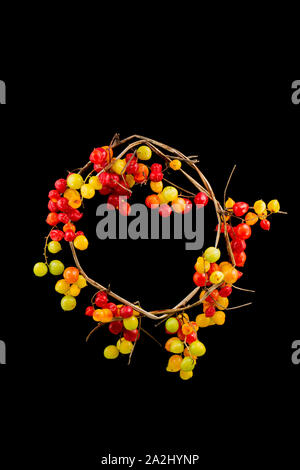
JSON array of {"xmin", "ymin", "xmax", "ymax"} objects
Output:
[
  {"xmin": 106, "ymin": 302, "xmax": 118, "ymax": 316},
  {"xmin": 63, "ymin": 222, "xmax": 76, "ymax": 233},
  {"xmin": 233, "ymin": 202, "xmax": 249, "ymax": 217},
  {"xmin": 235, "ymin": 223, "xmax": 252, "ymax": 240},
  {"xmin": 48, "ymin": 201, "xmax": 58, "ymax": 212},
  {"xmin": 126, "ymin": 161, "xmax": 139, "ymax": 175},
  {"xmin": 205, "ymin": 306, "xmax": 216, "ymax": 318},
  {"xmin": 151, "ymin": 163, "xmax": 162, "ymax": 173},
  {"xmin": 233, "ymin": 251, "xmax": 247, "ymax": 267},
  {"xmin": 50, "ymin": 229, "xmax": 64, "ymax": 241},
  {"xmin": 48, "ymin": 189, "xmax": 61, "ymax": 202},
  {"xmin": 165, "ymin": 318, "xmax": 179, "ymax": 334},
  {"xmin": 46, "ymin": 212, "xmax": 59, "ymax": 226},
  {"xmin": 104, "ymin": 345, "xmax": 119, "ymax": 359},
  {"xmin": 194, "ymin": 192, "xmax": 209, "ymax": 206},
  {"xmin": 95, "ymin": 292, "xmax": 108, "ymax": 308},
  {"xmin": 119, "ymin": 201, "xmax": 131, "ymax": 216},
  {"xmin": 145, "ymin": 195, "xmax": 160, "ymax": 209},
  {"xmin": 186, "ymin": 331, "xmax": 197, "ymax": 344},
  {"xmin": 57, "ymin": 197, "xmax": 69, "ymax": 211},
  {"xmin": 33, "ymin": 262, "xmax": 48, "ymax": 277},
  {"xmin": 134, "ymin": 164, "xmax": 149, "ymax": 183},
  {"xmin": 159, "ymin": 204, "xmax": 172, "ymax": 218},
  {"xmin": 184, "ymin": 199, "xmax": 193, "ymax": 214},
  {"xmin": 231, "ymin": 238, "xmax": 246, "ymax": 253},
  {"xmin": 58, "ymin": 213, "xmax": 70, "ymax": 224},
  {"xmin": 260, "ymin": 219, "xmax": 271, "ymax": 231},
  {"xmin": 149, "ymin": 171, "xmax": 163, "ymax": 182},
  {"xmin": 61, "ymin": 295, "xmax": 76, "ymax": 311},
  {"xmin": 123, "ymin": 329, "xmax": 140, "ymax": 342},
  {"xmin": 90, "ymin": 147, "xmax": 107, "ymax": 164},
  {"xmin": 193, "ymin": 272, "xmax": 207, "ymax": 287},
  {"xmin": 85, "ymin": 306, "xmax": 94, "ymax": 317},
  {"xmin": 55, "ymin": 179, "xmax": 67, "ymax": 193},
  {"xmin": 120, "ymin": 306, "xmax": 133, "ymax": 319},
  {"xmin": 64, "ymin": 230, "xmax": 76, "ymax": 242},
  {"xmin": 109, "ymin": 320, "xmax": 123, "ymax": 335},
  {"xmin": 63, "ymin": 267, "xmax": 79, "ymax": 284},
  {"xmin": 204, "ymin": 290, "xmax": 219, "ymax": 304},
  {"xmin": 49, "ymin": 260, "xmax": 65, "ymax": 276},
  {"xmin": 219, "ymin": 285, "xmax": 232, "ymax": 297},
  {"xmin": 67, "ymin": 209, "xmax": 83, "ymax": 222},
  {"xmin": 136, "ymin": 145, "xmax": 152, "ymax": 161},
  {"xmin": 123, "ymin": 316, "xmax": 139, "ymax": 331}
]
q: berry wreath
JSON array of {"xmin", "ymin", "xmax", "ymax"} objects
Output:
[{"xmin": 33, "ymin": 134, "xmax": 286, "ymax": 380}]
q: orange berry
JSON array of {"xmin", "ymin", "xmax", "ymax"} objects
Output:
[
  {"xmin": 63, "ymin": 267, "xmax": 79, "ymax": 284},
  {"xmin": 134, "ymin": 164, "xmax": 149, "ymax": 183},
  {"xmin": 182, "ymin": 324, "xmax": 193, "ymax": 335},
  {"xmin": 245, "ymin": 212, "xmax": 259, "ymax": 226},
  {"xmin": 63, "ymin": 223, "xmax": 76, "ymax": 233}
]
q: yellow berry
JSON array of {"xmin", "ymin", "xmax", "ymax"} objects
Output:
[
  {"xmin": 89, "ymin": 176, "xmax": 102, "ymax": 190},
  {"xmin": 74, "ymin": 235, "xmax": 89, "ymax": 251},
  {"xmin": 196, "ymin": 314, "xmax": 210, "ymax": 328},
  {"xmin": 76, "ymin": 275, "xmax": 87, "ymax": 289},
  {"xmin": 117, "ymin": 338, "xmax": 133, "ymax": 354},
  {"xmin": 195, "ymin": 257, "xmax": 210, "ymax": 274},
  {"xmin": 225, "ymin": 198, "xmax": 235, "ymax": 210},
  {"xmin": 136, "ymin": 145, "xmax": 152, "ymax": 161},
  {"xmin": 93, "ymin": 309, "xmax": 113, "ymax": 323},
  {"xmin": 55, "ymin": 279, "xmax": 70, "ymax": 294},
  {"xmin": 80, "ymin": 183, "xmax": 95, "ymax": 199},
  {"xmin": 267, "ymin": 199, "xmax": 280, "ymax": 213},
  {"xmin": 158, "ymin": 192, "xmax": 168, "ymax": 204},
  {"xmin": 180, "ymin": 370, "xmax": 193, "ymax": 380},
  {"xmin": 204, "ymin": 247, "xmax": 221, "ymax": 263},
  {"xmin": 169, "ymin": 159, "xmax": 182, "ymax": 170},
  {"xmin": 259, "ymin": 210, "xmax": 268, "ymax": 220},
  {"xmin": 216, "ymin": 296, "xmax": 229, "ymax": 310},
  {"xmin": 111, "ymin": 158, "xmax": 126, "ymax": 175},
  {"xmin": 104, "ymin": 345, "xmax": 119, "ymax": 359},
  {"xmin": 123, "ymin": 316, "xmax": 139, "ymax": 331},
  {"xmin": 150, "ymin": 181, "xmax": 163, "ymax": 193},
  {"xmin": 67, "ymin": 173, "xmax": 84, "ymax": 190},
  {"xmin": 68, "ymin": 284, "xmax": 81, "ymax": 297},
  {"xmin": 125, "ymin": 174, "xmax": 136, "ymax": 188},
  {"xmin": 166, "ymin": 355, "xmax": 182, "ymax": 372},
  {"xmin": 162, "ymin": 186, "xmax": 178, "ymax": 202},
  {"xmin": 245, "ymin": 212, "xmax": 259, "ymax": 226},
  {"xmin": 254, "ymin": 200, "xmax": 266, "ymax": 215},
  {"xmin": 210, "ymin": 271, "xmax": 224, "ymax": 284},
  {"xmin": 214, "ymin": 311, "xmax": 226, "ymax": 325}
]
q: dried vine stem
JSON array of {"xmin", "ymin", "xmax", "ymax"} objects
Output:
[{"xmin": 70, "ymin": 134, "xmax": 248, "ymax": 323}]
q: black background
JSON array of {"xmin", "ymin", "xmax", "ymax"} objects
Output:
[{"xmin": 0, "ymin": 77, "xmax": 299, "ymax": 467}]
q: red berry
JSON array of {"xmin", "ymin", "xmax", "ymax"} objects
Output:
[
  {"xmin": 95, "ymin": 292, "xmax": 108, "ymax": 308},
  {"xmin": 150, "ymin": 163, "xmax": 162, "ymax": 173},
  {"xmin": 75, "ymin": 231, "xmax": 84, "ymax": 237},
  {"xmin": 57, "ymin": 197, "xmax": 70, "ymax": 212},
  {"xmin": 99, "ymin": 172, "xmax": 111, "ymax": 186},
  {"xmin": 193, "ymin": 272, "xmax": 207, "ymax": 287},
  {"xmin": 90, "ymin": 148, "xmax": 107, "ymax": 164},
  {"xmin": 233, "ymin": 202, "xmax": 249, "ymax": 217},
  {"xmin": 46, "ymin": 212, "xmax": 59, "ymax": 226},
  {"xmin": 123, "ymin": 328, "xmax": 140, "ymax": 342},
  {"xmin": 186, "ymin": 331, "xmax": 197, "ymax": 344},
  {"xmin": 94, "ymin": 162, "xmax": 106, "ymax": 173},
  {"xmin": 235, "ymin": 223, "xmax": 252, "ymax": 240},
  {"xmin": 233, "ymin": 251, "xmax": 247, "ymax": 267},
  {"xmin": 85, "ymin": 306, "xmax": 94, "ymax": 317},
  {"xmin": 150, "ymin": 171, "xmax": 163, "ymax": 182},
  {"xmin": 231, "ymin": 238, "xmax": 246, "ymax": 253},
  {"xmin": 106, "ymin": 302, "xmax": 118, "ymax": 316},
  {"xmin": 206, "ymin": 290, "xmax": 219, "ymax": 304},
  {"xmin": 177, "ymin": 327, "xmax": 185, "ymax": 341},
  {"xmin": 64, "ymin": 230, "xmax": 76, "ymax": 242},
  {"xmin": 50, "ymin": 229, "xmax": 64, "ymax": 241},
  {"xmin": 219, "ymin": 286, "xmax": 232, "ymax": 297},
  {"xmin": 207, "ymin": 263, "xmax": 219, "ymax": 275},
  {"xmin": 58, "ymin": 213, "xmax": 70, "ymax": 224},
  {"xmin": 194, "ymin": 192, "xmax": 209, "ymax": 206},
  {"xmin": 260, "ymin": 219, "xmax": 271, "ymax": 231},
  {"xmin": 126, "ymin": 161, "xmax": 139, "ymax": 175},
  {"xmin": 159, "ymin": 204, "xmax": 172, "ymax": 218},
  {"xmin": 119, "ymin": 306, "xmax": 133, "ymax": 319},
  {"xmin": 119, "ymin": 201, "xmax": 131, "ymax": 216},
  {"xmin": 205, "ymin": 306, "xmax": 216, "ymax": 318},
  {"xmin": 55, "ymin": 179, "xmax": 67, "ymax": 193},
  {"xmin": 237, "ymin": 270, "xmax": 243, "ymax": 279},
  {"xmin": 48, "ymin": 201, "xmax": 58, "ymax": 212},
  {"xmin": 68, "ymin": 209, "xmax": 83, "ymax": 222},
  {"xmin": 125, "ymin": 153, "xmax": 136, "ymax": 162},
  {"xmin": 48, "ymin": 189, "xmax": 61, "ymax": 202},
  {"xmin": 107, "ymin": 194, "xmax": 120, "ymax": 209},
  {"xmin": 183, "ymin": 199, "xmax": 193, "ymax": 214},
  {"xmin": 109, "ymin": 321, "xmax": 124, "ymax": 335},
  {"xmin": 99, "ymin": 186, "xmax": 112, "ymax": 196},
  {"xmin": 109, "ymin": 173, "xmax": 121, "ymax": 188}
]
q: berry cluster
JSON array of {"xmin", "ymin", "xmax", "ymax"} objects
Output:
[{"xmin": 33, "ymin": 136, "xmax": 284, "ymax": 381}]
